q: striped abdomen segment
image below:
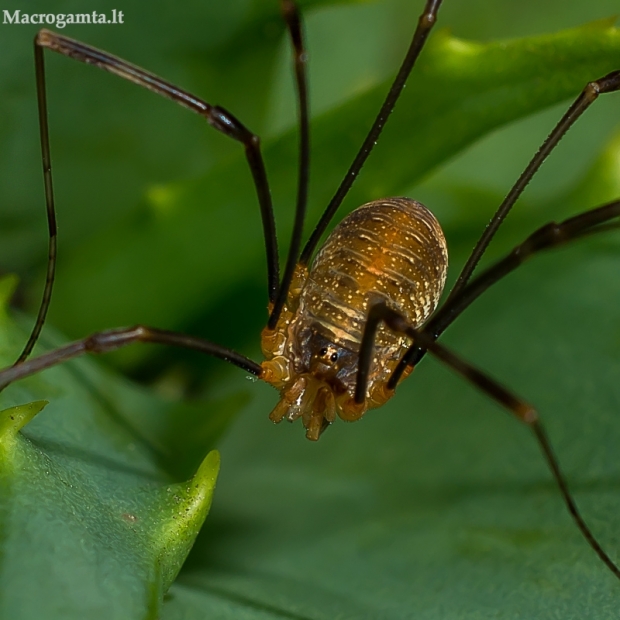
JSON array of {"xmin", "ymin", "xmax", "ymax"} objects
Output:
[{"xmin": 299, "ymin": 198, "xmax": 448, "ymax": 349}]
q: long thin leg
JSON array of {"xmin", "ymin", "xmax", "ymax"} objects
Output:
[
  {"xmin": 357, "ymin": 302, "xmax": 620, "ymax": 581},
  {"xmin": 447, "ymin": 70, "xmax": 620, "ymax": 303},
  {"xmin": 25, "ymin": 29, "xmax": 279, "ymax": 370},
  {"xmin": 269, "ymin": 0, "xmax": 310, "ymax": 329},
  {"xmin": 299, "ymin": 0, "xmax": 443, "ymax": 265},
  {"xmin": 14, "ymin": 43, "xmax": 58, "ymax": 366},
  {"xmin": 0, "ymin": 325, "xmax": 261, "ymax": 392},
  {"xmin": 389, "ymin": 198, "xmax": 620, "ymax": 386}
]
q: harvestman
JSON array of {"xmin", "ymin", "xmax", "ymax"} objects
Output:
[{"xmin": 1, "ymin": 0, "xmax": 620, "ymax": 581}]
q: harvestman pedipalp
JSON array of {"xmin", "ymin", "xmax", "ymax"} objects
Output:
[{"xmin": 1, "ymin": 0, "xmax": 620, "ymax": 581}]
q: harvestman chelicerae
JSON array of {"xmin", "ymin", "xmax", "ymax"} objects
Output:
[{"xmin": 1, "ymin": 0, "xmax": 620, "ymax": 582}]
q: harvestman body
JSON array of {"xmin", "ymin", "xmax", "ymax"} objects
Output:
[
  {"xmin": 1, "ymin": 0, "xmax": 620, "ymax": 586},
  {"xmin": 262, "ymin": 198, "xmax": 447, "ymax": 439}
]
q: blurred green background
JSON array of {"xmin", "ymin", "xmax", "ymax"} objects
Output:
[{"xmin": 1, "ymin": 0, "xmax": 620, "ymax": 617}]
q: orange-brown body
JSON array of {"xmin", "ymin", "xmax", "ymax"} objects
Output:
[{"xmin": 261, "ymin": 197, "xmax": 448, "ymax": 440}]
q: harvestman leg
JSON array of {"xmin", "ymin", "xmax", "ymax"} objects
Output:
[
  {"xmin": 0, "ymin": 325, "xmax": 261, "ymax": 392},
  {"xmin": 389, "ymin": 198, "xmax": 620, "ymax": 384},
  {"xmin": 22, "ymin": 0, "xmax": 314, "ymax": 364},
  {"xmin": 447, "ymin": 69, "xmax": 620, "ymax": 301},
  {"xmin": 391, "ymin": 69, "xmax": 620, "ymax": 377},
  {"xmin": 18, "ymin": 25, "xmax": 283, "ymax": 368},
  {"xmin": 355, "ymin": 301, "xmax": 620, "ymax": 580},
  {"xmin": 297, "ymin": 0, "xmax": 443, "ymax": 267},
  {"xmin": 2, "ymin": 2, "xmax": 311, "ymax": 393},
  {"xmin": 270, "ymin": 0, "xmax": 445, "ymax": 328},
  {"xmin": 424, "ymin": 199, "xmax": 620, "ymax": 351},
  {"xmin": 269, "ymin": 0, "xmax": 310, "ymax": 328}
]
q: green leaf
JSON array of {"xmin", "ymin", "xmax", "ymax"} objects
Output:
[{"xmin": 0, "ymin": 294, "xmax": 228, "ymax": 618}]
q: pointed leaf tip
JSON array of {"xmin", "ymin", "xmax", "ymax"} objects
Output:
[
  {"xmin": 155, "ymin": 449, "xmax": 220, "ymax": 589},
  {"xmin": 0, "ymin": 400, "xmax": 49, "ymax": 441}
]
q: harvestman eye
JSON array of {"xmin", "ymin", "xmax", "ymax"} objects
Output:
[{"xmin": 0, "ymin": 0, "xmax": 619, "ymax": 595}]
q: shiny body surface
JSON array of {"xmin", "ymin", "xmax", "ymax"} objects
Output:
[{"xmin": 261, "ymin": 197, "xmax": 448, "ymax": 439}]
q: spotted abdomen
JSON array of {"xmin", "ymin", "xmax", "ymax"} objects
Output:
[{"xmin": 299, "ymin": 197, "xmax": 448, "ymax": 349}]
